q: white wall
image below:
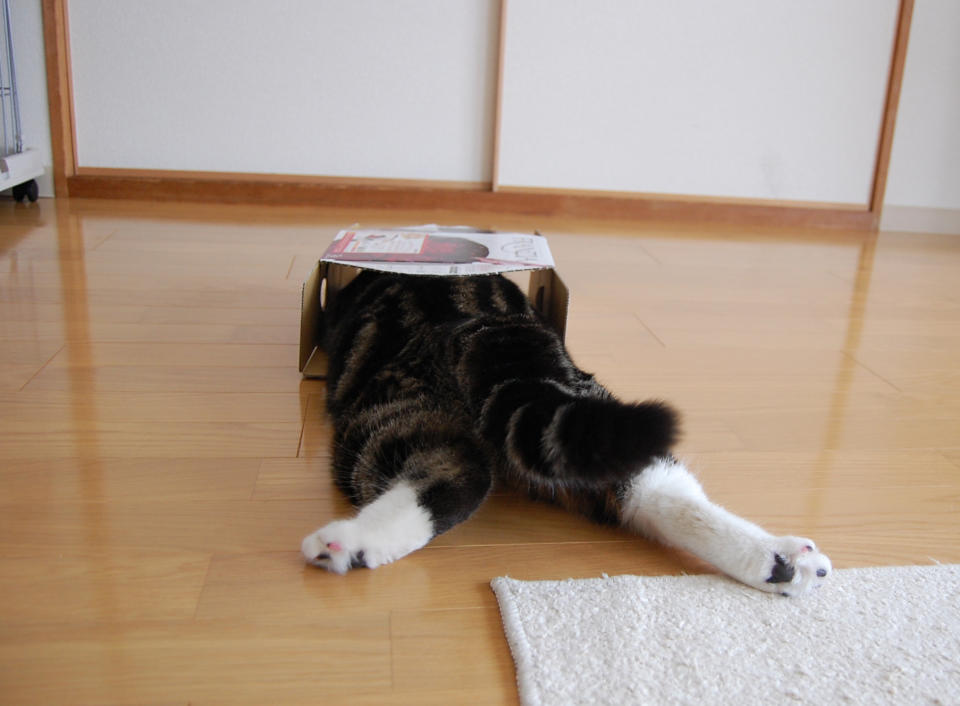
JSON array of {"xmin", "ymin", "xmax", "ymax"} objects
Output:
[
  {"xmin": 14, "ymin": 0, "xmax": 960, "ymax": 219},
  {"xmin": 497, "ymin": 0, "xmax": 899, "ymax": 206},
  {"xmin": 68, "ymin": 0, "xmax": 499, "ymax": 183},
  {"xmin": 9, "ymin": 0, "xmax": 54, "ymax": 198},
  {"xmin": 882, "ymin": 0, "xmax": 960, "ymax": 233}
]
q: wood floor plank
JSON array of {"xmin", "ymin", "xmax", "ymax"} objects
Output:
[
  {"xmin": 0, "ymin": 273, "xmax": 302, "ymax": 307},
  {"xmin": 0, "ymin": 420, "xmax": 301, "ymax": 459},
  {"xmin": 0, "ymin": 391, "xmax": 306, "ymax": 423},
  {"xmin": 0, "ymin": 338, "xmax": 63, "ymax": 366},
  {"xmin": 0, "ymin": 498, "xmax": 330, "ymax": 555},
  {"xmin": 942, "ymin": 450, "xmax": 960, "ymax": 469},
  {"xmin": 0, "ymin": 297, "xmax": 146, "ymax": 325},
  {"xmin": 0, "ymin": 364, "xmax": 44, "ymax": 391},
  {"xmin": 195, "ymin": 542, "xmax": 695, "ymax": 622},
  {"xmin": 720, "ymin": 406, "xmax": 960, "ymax": 452},
  {"xmin": 583, "ymin": 347, "xmax": 902, "ymax": 413},
  {"xmin": 138, "ymin": 305, "xmax": 301, "ymax": 326},
  {"xmin": 849, "ymin": 348, "xmax": 960, "ymax": 400},
  {"xmin": 24, "ymin": 365, "xmax": 305, "ymax": 393},
  {"xmin": 0, "ymin": 618, "xmax": 391, "ymax": 706},
  {"xmin": 46, "ymin": 342, "xmax": 301, "ymax": 368},
  {"xmin": 0, "ymin": 222, "xmax": 115, "ymax": 252},
  {"xmin": 14, "ymin": 247, "xmax": 295, "ymax": 279},
  {"xmin": 0, "ymin": 458, "xmax": 262, "ymax": 504},
  {"xmin": 0, "ymin": 547, "xmax": 211, "ymax": 625},
  {"xmin": 1, "ymin": 320, "xmax": 300, "ymax": 345},
  {"xmin": 390, "ymin": 605, "xmax": 519, "ymax": 703},
  {"xmin": 431, "ymin": 494, "xmax": 636, "ymax": 547},
  {"xmin": 298, "ymin": 394, "xmax": 334, "ymax": 458},
  {"xmin": 686, "ymin": 449, "xmax": 960, "ymax": 489},
  {"xmin": 254, "ymin": 457, "xmax": 335, "ymax": 500}
]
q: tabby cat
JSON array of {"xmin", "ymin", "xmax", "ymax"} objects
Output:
[{"xmin": 301, "ymin": 271, "xmax": 831, "ymax": 596}]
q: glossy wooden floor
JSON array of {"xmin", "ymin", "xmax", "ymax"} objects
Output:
[{"xmin": 2, "ymin": 198, "xmax": 958, "ymax": 705}]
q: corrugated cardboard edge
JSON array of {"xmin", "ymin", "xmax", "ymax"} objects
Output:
[
  {"xmin": 299, "ymin": 262, "xmax": 323, "ymax": 374},
  {"xmin": 300, "ymin": 262, "xmax": 363, "ymax": 378},
  {"xmin": 528, "ymin": 269, "xmax": 569, "ymax": 342}
]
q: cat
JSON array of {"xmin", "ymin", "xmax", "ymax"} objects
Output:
[{"xmin": 301, "ymin": 270, "xmax": 831, "ymax": 596}]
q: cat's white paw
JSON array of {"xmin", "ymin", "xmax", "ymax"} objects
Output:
[
  {"xmin": 301, "ymin": 520, "xmax": 368, "ymax": 574},
  {"xmin": 301, "ymin": 517, "xmax": 419, "ymax": 573},
  {"xmin": 751, "ymin": 536, "xmax": 831, "ymax": 597}
]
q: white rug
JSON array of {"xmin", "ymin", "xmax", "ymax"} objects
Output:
[{"xmin": 492, "ymin": 565, "xmax": 960, "ymax": 706}]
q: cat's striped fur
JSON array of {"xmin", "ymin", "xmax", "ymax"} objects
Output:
[{"xmin": 302, "ymin": 271, "xmax": 832, "ymax": 595}]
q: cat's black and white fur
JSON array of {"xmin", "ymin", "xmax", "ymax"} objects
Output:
[{"xmin": 302, "ymin": 271, "xmax": 831, "ymax": 596}]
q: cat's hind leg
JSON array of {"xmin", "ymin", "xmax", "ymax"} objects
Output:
[
  {"xmin": 302, "ymin": 480, "xmax": 436, "ymax": 573},
  {"xmin": 619, "ymin": 457, "xmax": 831, "ymax": 596},
  {"xmin": 302, "ymin": 439, "xmax": 492, "ymax": 573}
]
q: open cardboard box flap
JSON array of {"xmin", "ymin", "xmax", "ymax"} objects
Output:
[{"xmin": 299, "ymin": 227, "xmax": 569, "ymax": 379}]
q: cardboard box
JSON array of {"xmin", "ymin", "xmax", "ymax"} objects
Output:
[{"xmin": 299, "ymin": 226, "xmax": 569, "ymax": 378}]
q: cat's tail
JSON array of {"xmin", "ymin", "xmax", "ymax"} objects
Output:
[{"xmin": 480, "ymin": 380, "xmax": 679, "ymax": 487}]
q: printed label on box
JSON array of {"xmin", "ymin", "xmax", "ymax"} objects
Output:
[{"xmin": 321, "ymin": 227, "xmax": 555, "ymax": 275}]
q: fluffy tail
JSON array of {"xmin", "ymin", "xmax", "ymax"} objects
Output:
[{"xmin": 479, "ymin": 380, "xmax": 679, "ymax": 486}]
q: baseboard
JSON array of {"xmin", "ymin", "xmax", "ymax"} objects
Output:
[
  {"xmin": 880, "ymin": 205, "xmax": 960, "ymax": 235},
  {"xmin": 495, "ymin": 184, "xmax": 867, "ymax": 212},
  {"xmin": 64, "ymin": 171, "xmax": 878, "ymax": 231}
]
